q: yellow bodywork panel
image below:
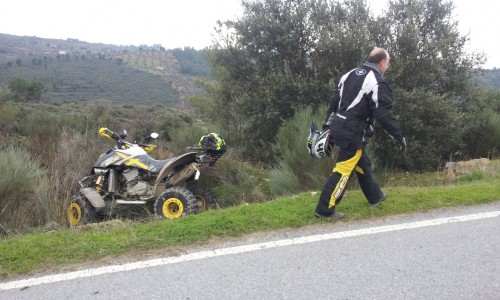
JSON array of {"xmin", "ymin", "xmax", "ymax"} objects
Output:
[{"xmin": 117, "ymin": 153, "xmax": 149, "ymax": 170}]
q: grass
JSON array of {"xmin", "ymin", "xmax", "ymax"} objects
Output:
[{"xmin": 0, "ymin": 166, "xmax": 499, "ymax": 280}]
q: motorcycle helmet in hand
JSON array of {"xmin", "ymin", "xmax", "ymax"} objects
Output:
[{"xmin": 307, "ymin": 122, "xmax": 334, "ymax": 159}]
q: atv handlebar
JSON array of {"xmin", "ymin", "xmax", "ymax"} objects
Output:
[
  {"xmin": 99, "ymin": 128, "xmax": 121, "ymax": 142},
  {"xmin": 99, "ymin": 128, "xmax": 156, "ymax": 151}
]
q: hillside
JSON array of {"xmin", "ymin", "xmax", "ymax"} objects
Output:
[
  {"xmin": 0, "ymin": 34, "xmax": 208, "ymax": 109},
  {"xmin": 475, "ymin": 68, "xmax": 500, "ymax": 90},
  {"xmin": 2, "ymin": 33, "xmax": 498, "ymax": 110}
]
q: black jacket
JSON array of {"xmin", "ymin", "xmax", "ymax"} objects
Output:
[{"xmin": 326, "ymin": 62, "xmax": 403, "ymax": 150}]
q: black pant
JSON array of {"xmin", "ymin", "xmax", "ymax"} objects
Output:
[{"xmin": 315, "ymin": 147, "xmax": 384, "ymax": 216}]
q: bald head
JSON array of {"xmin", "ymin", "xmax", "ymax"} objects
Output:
[{"xmin": 367, "ymin": 47, "xmax": 390, "ymax": 74}]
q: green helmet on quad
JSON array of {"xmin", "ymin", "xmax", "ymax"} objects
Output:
[{"xmin": 199, "ymin": 133, "xmax": 227, "ymax": 160}]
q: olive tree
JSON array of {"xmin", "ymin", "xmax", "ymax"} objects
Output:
[
  {"xmin": 203, "ymin": 0, "xmax": 486, "ymax": 170},
  {"xmin": 205, "ymin": 0, "xmax": 375, "ymax": 162},
  {"xmin": 369, "ymin": 0, "xmax": 485, "ymax": 169}
]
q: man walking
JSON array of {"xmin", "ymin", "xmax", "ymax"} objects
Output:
[{"xmin": 315, "ymin": 47, "xmax": 406, "ymax": 219}]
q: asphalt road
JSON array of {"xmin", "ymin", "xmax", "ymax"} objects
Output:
[{"xmin": 2, "ymin": 202, "xmax": 500, "ymax": 300}]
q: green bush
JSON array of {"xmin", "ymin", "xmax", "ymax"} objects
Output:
[
  {"xmin": 7, "ymin": 77, "xmax": 46, "ymax": 102},
  {"xmin": 23, "ymin": 110, "xmax": 62, "ymax": 165},
  {"xmin": 2, "ymin": 124, "xmax": 122, "ymax": 235},
  {"xmin": 461, "ymin": 88, "xmax": 500, "ymax": 158},
  {"xmin": 81, "ymin": 99, "xmax": 117, "ymax": 131},
  {"xmin": 0, "ymin": 146, "xmax": 51, "ymax": 235},
  {"xmin": 371, "ymin": 88, "xmax": 463, "ymax": 171},
  {"xmin": 0, "ymin": 102, "xmax": 19, "ymax": 133},
  {"xmin": 268, "ymin": 161, "xmax": 301, "ymax": 196},
  {"xmin": 51, "ymin": 128, "xmax": 104, "ymax": 207},
  {"xmin": 163, "ymin": 121, "xmax": 205, "ymax": 154},
  {"xmin": 271, "ymin": 106, "xmax": 333, "ymax": 192},
  {"xmin": 0, "ymin": 85, "xmax": 12, "ymax": 103},
  {"xmin": 211, "ymin": 152, "xmax": 269, "ymax": 207}
]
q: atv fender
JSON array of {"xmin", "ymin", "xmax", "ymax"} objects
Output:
[
  {"xmin": 80, "ymin": 187, "xmax": 106, "ymax": 209},
  {"xmin": 154, "ymin": 152, "xmax": 198, "ymax": 197}
]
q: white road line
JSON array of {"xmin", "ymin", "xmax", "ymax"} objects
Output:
[{"xmin": 1, "ymin": 211, "xmax": 499, "ymax": 291}]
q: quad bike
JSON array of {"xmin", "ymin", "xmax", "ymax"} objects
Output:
[{"xmin": 66, "ymin": 128, "xmax": 226, "ymax": 226}]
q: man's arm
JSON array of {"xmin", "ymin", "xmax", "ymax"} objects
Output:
[
  {"xmin": 324, "ymin": 87, "xmax": 341, "ymax": 129},
  {"xmin": 373, "ymin": 82, "xmax": 405, "ymax": 150}
]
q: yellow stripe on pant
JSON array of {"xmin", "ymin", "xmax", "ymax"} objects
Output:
[
  {"xmin": 328, "ymin": 149, "xmax": 362, "ymax": 208},
  {"xmin": 355, "ymin": 166, "xmax": 364, "ymax": 174}
]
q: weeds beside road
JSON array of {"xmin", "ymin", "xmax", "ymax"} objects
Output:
[{"xmin": 0, "ymin": 163, "xmax": 499, "ymax": 280}]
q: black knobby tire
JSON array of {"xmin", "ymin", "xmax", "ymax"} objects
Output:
[
  {"xmin": 188, "ymin": 183, "xmax": 219, "ymax": 213},
  {"xmin": 66, "ymin": 193, "xmax": 96, "ymax": 226},
  {"xmin": 154, "ymin": 187, "xmax": 198, "ymax": 219}
]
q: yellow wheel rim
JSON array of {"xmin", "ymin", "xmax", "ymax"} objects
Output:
[
  {"xmin": 162, "ymin": 198, "xmax": 184, "ymax": 219},
  {"xmin": 67, "ymin": 203, "xmax": 82, "ymax": 226}
]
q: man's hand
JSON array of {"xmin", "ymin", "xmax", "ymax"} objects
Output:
[
  {"xmin": 323, "ymin": 113, "xmax": 334, "ymax": 131},
  {"xmin": 398, "ymin": 137, "xmax": 407, "ymax": 152}
]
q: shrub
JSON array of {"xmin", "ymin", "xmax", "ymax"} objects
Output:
[
  {"xmin": 272, "ymin": 106, "xmax": 333, "ymax": 191},
  {"xmin": 165, "ymin": 124, "xmax": 206, "ymax": 155},
  {"xmin": 0, "ymin": 85, "xmax": 12, "ymax": 103},
  {"xmin": 50, "ymin": 128, "xmax": 104, "ymax": 221},
  {"xmin": 371, "ymin": 88, "xmax": 463, "ymax": 171},
  {"xmin": 461, "ymin": 88, "xmax": 500, "ymax": 159},
  {"xmin": 0, "ymin": 146, "xmax": 51, "ymax": 235},
  {"xmin": 82, "ymin": 99, "xmax": 117, "ymax": 131},
  {"xmin": 0, "ymin": 102, "xmax": 19, "ymax": 134},
  {"xmin": 23, "ymin": 110, "xmax": 62, "ymax": 166},
  {"xmin": 268, "ymin": 161, "xmax": 301, "ymax": 197},
  {"xmin": 210, "ymin": 151, "xmax": 269, "ymax": 207}
]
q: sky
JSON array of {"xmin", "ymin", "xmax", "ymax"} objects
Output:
[{"xmin": 0, "ymin": 0, "xmax": 498, "ymax": 69}]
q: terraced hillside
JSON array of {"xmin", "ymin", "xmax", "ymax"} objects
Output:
[
  {"xmin": 0, "ymin": 34, "xmax": 207, "ymax": 109},
  {"xmin": 119, "ymin": 50, "xmax": 206, "ymax": 109}
]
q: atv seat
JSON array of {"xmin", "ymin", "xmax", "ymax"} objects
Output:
[{"xmin": 147, "ymin": 158, "xmax": 174, "ymax": 173}]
